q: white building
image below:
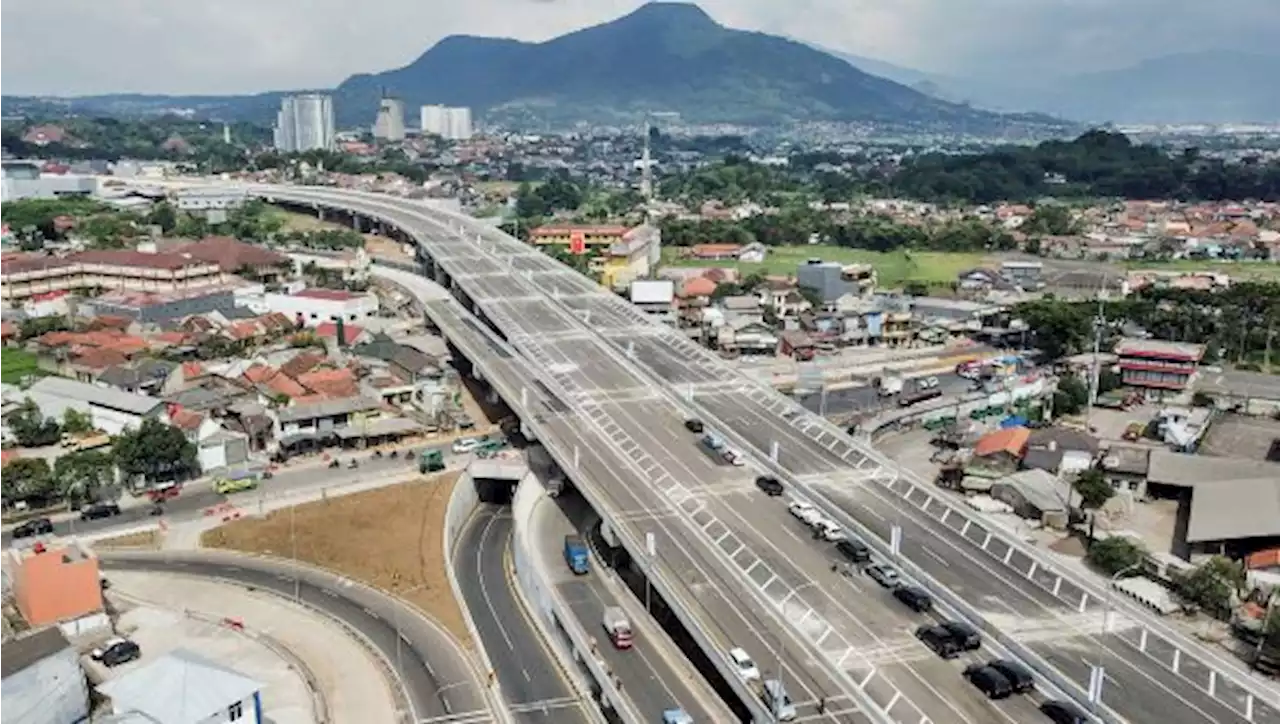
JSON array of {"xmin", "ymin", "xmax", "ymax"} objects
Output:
[
  {"xmin": 373, "ymin": 97, "xmax": 406, "ymax": 141},
  {"xmin": 97, "ymin": 648, "xmax": 264, "ymax": 724},
  {"xmin": 1, "ymin": 628, "xmax": 89, "ymax": 724},
  {"xmin": 18, "ymin": 377, "xmax": 166, "ymax": 435},
  {"xmin": 237, "ymin": 285, "xmax": 379, "ymax": 327},
  {"xmin": 273, "ymin": 93, "xmax": 335, "ymax": 152},
  {"xmin": 173, "ymin": 188, "xmax": 247, "ymax": 223},
  {"xmin": 420, "ymin": 105, "xmax": 473, "ymax": 140},
  {"xmin": 2, "ymin": 160, "xmax": 97, "ymax": 202}
]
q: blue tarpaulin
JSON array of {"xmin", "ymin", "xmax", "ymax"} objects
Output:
[{"xmin": 1001, "ymin": 415, "xmax": 1028, "ymax": 428}]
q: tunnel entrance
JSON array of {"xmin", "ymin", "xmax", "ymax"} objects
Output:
[{"xmin": 473, "ymin": 477, "xmax": 516, "ymax": 504}]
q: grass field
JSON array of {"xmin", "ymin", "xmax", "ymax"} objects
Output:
[
  {"xmin": 1, "ymin": 349, "xmax": 44, "ymax": 385},
  {"xmin": 263, "ymin": 207, "xmax": 349, "ymax": 233},
  {"xmin": 202, "ymin": 474, "xmax": 472, "ymax": 649},
  {"xmin": 662, "ymin": 245, "xmax": 989, "ymax": 288}
]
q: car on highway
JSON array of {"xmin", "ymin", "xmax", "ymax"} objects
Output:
[
  {"xmin": 915, "ymin": 624, "xmax": 961, "ymax": 659},
  {"xmin": 80, "ymin": 502, "xmax": 122, "ymax": 521},
  {"xmin": 92, "ymin": 638, "xmax": 141, "ymax": 667},
  {"xmin": 662, "ymin": 708, "xmax": 694, "ymax": 724},
  {"xmin": 722, "ymin": 448, "xmax": 745, "ymax": 466},
  {"xmin": 940, "ymin": 620, "xmax": 982, "ymax": 651},
  {"xmin": 813, "ymin": 519, "xmax": 846, "ymax": 542},
  {"xmin": 788, "ymin": 500, "xmax": 821, "ymax": 525},
  {"xmin": 755, "ymin": 476, "xmax": 784, "ymax": 496},
  {"xmin": 963, "ymin": 664, "xmax": 1014, "ymax": 700},
  {"xmin": 865, "ymin": 563, "xmax": 900, "ymax": 588},
  {"xmin": 12, "ymin": 517, "xmax": 55, "ymax": 538},
  {"xmin": 1040, "ymin": 699, "xmax": 1090, "ymax": 724},
  {"xmin": 684, "ymin": 418, "xmax": 704, "ymax": 433},
  {"xmin": 919, "ymin": 375, "xmax": 940, "ymax": 389},
  {"xmin": 834, "ymin": 538, "xmax": 871, "ymax": 564},
  {"xmin": 986, "ymin": 659, "xmax": 1035, "ymax": 694},
  {"xmin": 451, "ymin": 437, "xmax": 483, "ymax": 454},
  {"xmin": 891, "ymin": 585, "xmax": 933, "ymax": 613},
  {"xmin": 729, "ymin": 646, "xmax": 760, "ymax": 682}
]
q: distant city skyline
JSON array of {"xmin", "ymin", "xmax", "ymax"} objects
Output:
[{"xmin": 2, "ymin": 0, "xmax": 1277, "ymax": 97}]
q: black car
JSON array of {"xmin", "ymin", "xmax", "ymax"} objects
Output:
[
  {"xmin": 892, "ymin": 585, "xmax": 933, "ymax": 613},
  {"xmin": 834, "ymin": 539, "xmax": 871, "ymax": 564},
  {"xmin": 80, "ymin": 502, "xmax": 122, "ymax": 521},
  {"xmin": 684, "ymin": 418, "xmax": 704, "ymax": 433},
  {"xmin": 92, "ymin": 638, "xmax": 141, "ymax": 667},
  {"xmin": 915, "ymin": 624, "xmax": 961, "ymax": 659},
  {"xmin": 940, "ymin": 620, "xmax": 982, "ymax": 651},
  {"xmin": 987, "ymin": 659, "xmax": 1035, "ymax": 694},
  {"xmin": 12, "ymin": 518, "xmax": 54, "ymax": 539},
  {"xmin": 1040, "ymin": 700, "xmax": 1090, "ymax": 724},
  {"xmin": 755, "ymin": 476, "xmax": 784, "ymax": 496},
  {"xmin": 963, "ymin": 664, "xmax": 1014, "ymax": 700}
]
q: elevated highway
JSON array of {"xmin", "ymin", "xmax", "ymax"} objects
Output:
[{"xmin": 243, "ymin": 184, "xmax": 1280, "ymax": 724}]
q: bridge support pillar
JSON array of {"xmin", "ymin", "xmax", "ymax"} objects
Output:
[
  {"xmin": 352, "ymin": 214, "xmax": 364, "ymax": 233},
  {"xmin": 520, "ymin": 420, "xmax": 536, "ymax": 441},
  {"xmin": 486, "ymin": 388, "xmax": 499, "ymax": 405},
  {"xmin": 314, "ymin": 204, "xmax": 324, "ymax": 222}
]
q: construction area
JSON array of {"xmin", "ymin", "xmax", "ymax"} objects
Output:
[{"xmin": 200, "ymin": 472, "xmax": 471, "ymax": 648}]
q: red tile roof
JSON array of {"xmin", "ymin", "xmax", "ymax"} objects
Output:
[
  {"xmin": 173, "ymin": 236, "xmax": 289, "ymax": 272},
  {"xmin": 280, "ymin": 352, "xmax": 324, "ymax": 379},
  {"xmin": 314, "ymin": 322, "xmax": 365, "ymax": 345},
  {"xmin": 974, "ymin": 427, "xmax": 1030, "ymax": 459},
  {"xmin": 72, "ymin": 348, "xmax": 129, "ymax": 370},
  {"xmin": 71, "ymin": 249, "xmax": 210, "ymax": 271},
  {"xmin": 678, "ymin": 277, "xmax": 718, "ymax": 298},
  {"xmin": 297, "ymin": 368, "xmax": 359, "ymax": 399}
]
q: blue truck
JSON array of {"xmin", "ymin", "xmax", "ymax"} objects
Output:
[{"xmin": 563, "ymin": 534, "xmax": 589, "ymax": 574}]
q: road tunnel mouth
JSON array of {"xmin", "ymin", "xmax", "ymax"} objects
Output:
[{"xmin": 473, "ymin": 477, "xmax": 516, "ymax": 504}]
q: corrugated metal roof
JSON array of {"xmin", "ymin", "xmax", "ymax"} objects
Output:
[
  {"xmin": 27, "ymin": 376, "xmax": 163, "ymax": 417},
  {"xmin": 97, "ymin": 648, "xmax": 261, "ymax": 724}
]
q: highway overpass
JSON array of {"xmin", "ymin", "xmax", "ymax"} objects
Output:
[{"xmin": 223, "ymin": 182, "xmax": 1278, "ymax": 724}]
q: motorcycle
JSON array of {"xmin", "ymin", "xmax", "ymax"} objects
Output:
[
  {"xmin": 348, "ymin": 460, "xmax": 359, "ymax": 469},
  {"xmin": 328, "ymin": 459, "xmax": 340, "ymax": 469},
  {"xmin": 389, "ymin": 450, "xmax": 399, "ymax": 459},
  {"xmin": 373, "ymin": 450, "xmax": 384, "ymax": 459}
]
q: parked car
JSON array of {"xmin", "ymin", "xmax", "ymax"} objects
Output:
[
  {"xmin": 813, "ymin": 519, "xmax": 846, "ymax": 542},
  {"xmin": 866, "ymin": 563, "xmax": 901, "ymax": 588},
  {"xmin": 451, "ymin": 437, "xmax": 482, "ymax": 454},
  {"xmin": 729, "ymin": 646, "xmax": 760, "ymax": 682},
  {"xmin": 80, "ymin": 503, "xmax": 121, "ymax": 521},
  {"xmin": 92, "ymin": 638, "xmax": 141, "ymax": 667},
  {"xmin": 662, "ymin": 709, "xmax": 694, "ymax": 724},
  {"xmin": 963, "ymin": 664, "xmax": 1014, "ymax": 700},
  {"xmin": 915, "ymin": 624, "xmax": 961, "ymax": 659},
  {"xmin": 684, "ymin": 418, "xmax": 704, "ymax": 433},
  {"xmin": 722, "ymin": 449, "xmax": 745, "ymax": 466},
  {"xmin": 1040, "ymin": 700, "xmax": 1090, "ymax": 724},
  {"xmin": 755, "ymin": 476, "xmax": 784, "ymax": 496},
  {"xmin": 788, "ymin": 501, "xmax": 821, "ymax": 525},
  {"xmin": 892, "ymin": 585, "xmax": 933, "ymax": 613},
  {"xmin": 987, "ymin": 659, "xmax": 1035, "ymax": 694},
  {"xmin": 12, "ymin": 518, "xmax": 54, "ymax": 538}
]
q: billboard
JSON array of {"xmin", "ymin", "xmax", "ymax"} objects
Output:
[{"xmin": 569, "ymin": 229, "xmax": 586, "ymax": 255}]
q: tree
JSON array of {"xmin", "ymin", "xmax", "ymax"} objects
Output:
[
  {"xmin": 1053, "ymin": 375, "xmax": 1090, "ymax": 416},
  {"xmin": 1, "ymin": 458, "xmax": 56, "ymax": 506},
  {"xmin": 1086, "ymin": 536, "xmax": 1146, "ymax": 577},
  {"xmin": 146, "ymin": 202, "xmax": 178, "ymax": 233},
  {"xmin": 54, "ymin": 449, "xmax": 116, "ymax": 505},
  {"xmin": 1174, "ymin": 556, "xmax": 1246, "ymax": 619},
  {"xmin": 1073, "ymin": 469, "xmax": 1114, "ymax": 509},
  {"xmin": 112, "ymin": 418, "xmax": 198, "ymax": 484},
  {"xmin": 7, "ymin": 398, "xmax": 62, "ymax": 447},
  {"xmin": 62, "ymin": 408, "xmax": 94, "ymax": 436}
]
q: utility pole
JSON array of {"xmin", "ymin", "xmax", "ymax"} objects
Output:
[{"xmin": 1085, "ymin": 283, "xmax": 1107, "ymax": 431}]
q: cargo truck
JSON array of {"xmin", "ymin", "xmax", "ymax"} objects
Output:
[
  {"xmin": 602, "ymin": 606, "xmax": 633, "ymax": 649},
  {"xmin": 563, "ymin": 534, "xmax": 589, "ymax": 574}
]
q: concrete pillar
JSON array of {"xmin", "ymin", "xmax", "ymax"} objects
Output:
[
  {"xmin": 352, "ymin": 215, "xmax": 363, "ymax": 233},
  {"xmin": 314, "ymin": 205, "xmax": 325, "ymax": 221},
  {"xmin": 520, "ymin": 420, "xmax": 536, "ymax": 441},
  {"xmin": 486, "ymin": 388, "xmax": 499, "ymax": 405}
]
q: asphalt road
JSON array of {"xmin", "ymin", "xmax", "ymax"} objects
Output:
[
  {"xmin": 247, "ymin": 186, "xmax": 1280, "ymax": 724},
  {"xmin": 2, "ymin": 453, "xmax": 426, "ymax": 547},
  {"xmin": 455, "ymin": 504, "xmax": 590, "ymax": 724},
  {"xmin": 98, "ymin": 551, "xmax": 490, "ymax": 723}
]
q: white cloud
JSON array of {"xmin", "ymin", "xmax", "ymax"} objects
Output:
[{"xmin": 2, "ymin": 0, "xmax": 1276, "ymax": 95}]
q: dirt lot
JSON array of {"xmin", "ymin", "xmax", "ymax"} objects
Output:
[
  {"xmin": 201, "ymin": 473, "xmax": 471, "ymax": 649},
  {"xmin": 94, "ymin": 529, "xmax": 162, "ymax": 550}
]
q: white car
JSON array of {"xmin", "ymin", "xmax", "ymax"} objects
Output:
[
  {"xmin": 788, "ymin": 501, "xmax": 821, "ymax": 525},
  {"xmin": 814, "ymin": 519, "xmax": 846, "ymax": 542},
  {"xmin": 729, "ymin": 647, "xmax": 760, "ymax": 682},
  {"xmin": 722, "ymin": 449, "xmax": 746, "ymax": 467},
  {"xmin": 451, "ymin": 438, "xmax": 481, "ymax": 454}
]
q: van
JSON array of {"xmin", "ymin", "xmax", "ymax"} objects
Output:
[{"xmin": 761, "ymin": 679, "xmax": 796, "ymax": 721}]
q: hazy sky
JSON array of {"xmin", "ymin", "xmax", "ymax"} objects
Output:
[{"xmin": 3, "ymin": 0, "xmax": 1277, "ymax": 95}]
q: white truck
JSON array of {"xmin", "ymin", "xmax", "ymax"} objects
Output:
[
  {"xmin": 876, "ymin": 375, "xmax": 904, "ymax": 397},
  {"xmin": 602, "ymin": 606, "xmax": 633, "ymax": 649}
]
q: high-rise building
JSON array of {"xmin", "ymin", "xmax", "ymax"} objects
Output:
[
  {"xmin": 373, "ymin": 96, "xmax": 406, "ymax": 141},
  {"xmin": 420, "ymin": 105, "xmax": 473, "ymax": 140},
  {"xmin": 273, "ymin": 93, "xmax": 335, "ymax": 152}
]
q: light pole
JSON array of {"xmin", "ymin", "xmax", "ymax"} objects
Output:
[
  {"xmin": 1093, "ymin": 561, "xmax": 1143, "ymax": 710},
  {"xmin": 770, "ymin": 581, "xmax": 820, "ymax": 722}
]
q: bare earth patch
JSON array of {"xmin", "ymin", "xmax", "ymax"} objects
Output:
[
  {"xmin": 201, "ymin": 474, "xmax": 471, "ymax": 648},
  {"xmin": 94, "ymin": 529, "xmax": 162, "ymax": 550}
]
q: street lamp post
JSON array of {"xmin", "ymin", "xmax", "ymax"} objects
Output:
[
  {"xmin": 1092, "ymin": 561, "xmax": 1144, "ymax": 709},
  {"xmin": 769, "ymin": 581, "xmax": 821, "ymax": 722}
]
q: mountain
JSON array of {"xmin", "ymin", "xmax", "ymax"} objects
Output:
[
  {"xmin": 1043, "ymin": 51, "xmax": 1280, "ymax": 124},
  {"xmin": 332, "ymin": 2, "xmax": 1026, "ymax": 128}
]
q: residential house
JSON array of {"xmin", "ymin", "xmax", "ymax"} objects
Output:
[
  {"xmin": 1099, "ymin": 445, "xmax": 1151, "ymax": 495},
  {"xmin": 688, "ymin": 243, "xmax": 743, "ymax": 261},
  {"xmin": 22, "ymin": 376, "xmax": 165, "ymax": 435},
  {"xmin": 273, "ymin": 395, "xmax": 384, "ymax": 451},
  {"xmin": 314, "ymin": 321, "xmax": 372, "ymax": 347},
  {"xmin": 778, "ymin": 330, "xmax": 816, "ymax": 361},
  {"xmin": 718, "ymin": 319, "xmax": 778, "ymax": 355},
  {"xmin": 97, "ymin": 649, "xmax": 265, "ymax": 724},
  {"xmin": 8, "ymin": 543, "xmax": 107, "ymax": 634},
  {"xmin": 796, "ymin": 260, "xmax": 876, "ymax": 304},
  {"xmin": 719, "ymin": 295, "xmax": 764, "ymax": 324},
  {"xmin": 629, "ymin": 280, "xmax": 676, "ymax": 325},
  {"xmin": 1022, "ymin": 427, "xmax": 1099, "ymax": 476},
  {"xmin": 2, "ymin": 627, "xmax": 89, "ymax": 724},
  {"xmin": 969, "ymin": 426, "xmax": 1031, "ymax": 475},
  {"xmin": 990, "ymin": 469, "xmax": 1074, "ymax": 527},
  {"xmin": 96, "ymin": 359, "xmax": 179, "ymax": 396},
  {"xmin": 1114, "ymin": 338, "xmax": 1205, "ymax": 396}
]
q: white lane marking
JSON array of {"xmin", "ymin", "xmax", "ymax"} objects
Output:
[
  {"xmin": 475, "ymin": 513, "xmax": 517, "ymax": 651},
  {"xmin": 920, "ymin": 545, "xmax": 949, "ymax": 567}
]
